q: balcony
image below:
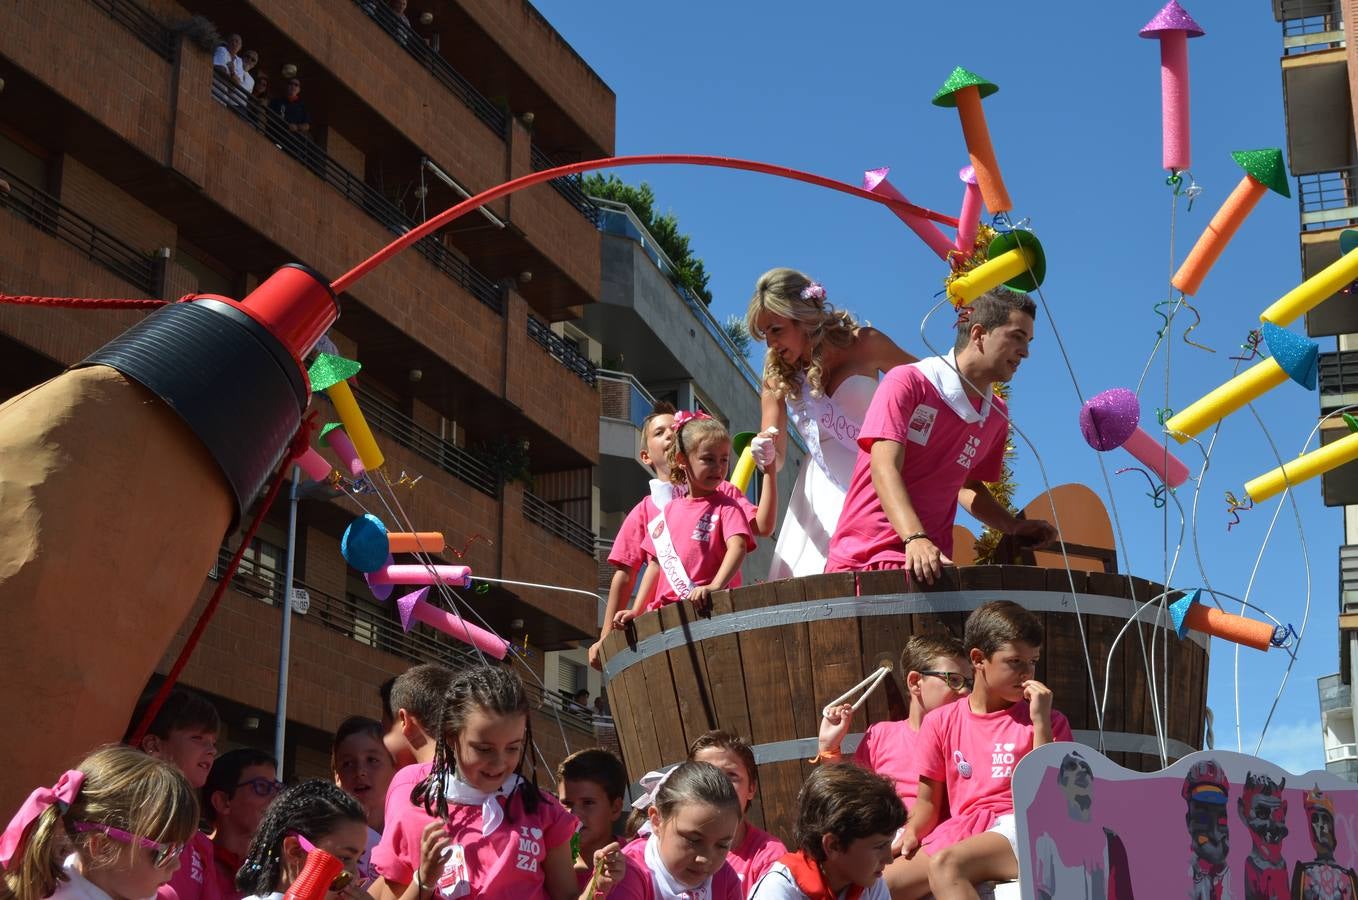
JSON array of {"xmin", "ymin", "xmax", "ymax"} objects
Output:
[
  {"xmin": 353, "ymin": 385, "xmax": 498, "ymax": 497},
  {"xmin": 527, "ymin": 314, "xmax": 597, "ymax": 385},
  {"xmin": 88, "ymin": 0, "xmax": 175, "ymax": 60},
  {"xmin": 523, "ymin": 490, "xmax": 595, "ymax": 556},
  {"xmin": 530, "ymin": 145, "xmax": 599, "ymax": 226},
  {"xmin": 1320, "ymin": 418, "xmax": 1358, "ymax": 505},
  {"xmin": 1277, "ymin": 0, "xmax": 1351, "ymax": 175},
  {"xmin": 596, "ymin": 369, "xmax": 656, "ymax": 510},
  {"xmin": 1318, "ymin": 350, "xmax": 1358, "ymax": 414}
]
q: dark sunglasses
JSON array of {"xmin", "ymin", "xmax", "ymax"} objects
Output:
[
  {"xmin": 918, "ymin": 670, "xmax": 973, "ymax": 692},
  {"xmin": 73, "ymin": 822, "xmax": 182, "ymax": 868},
  {"xmin": 235, "ymin": 777, "xmax": 285, "ymax": 798},
  {"xmin": 292, "ymin": 833, "xmax": 353, "ymax": 891}
]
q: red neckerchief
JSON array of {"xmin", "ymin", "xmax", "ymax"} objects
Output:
[{"xmin": 778, "ymin": 850, "xmax": 864, "ymax": 900}]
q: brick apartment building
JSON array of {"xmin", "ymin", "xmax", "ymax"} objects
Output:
[{"xmin": 0, "ymin": 0, "xmax": 618, "ymax": 776}]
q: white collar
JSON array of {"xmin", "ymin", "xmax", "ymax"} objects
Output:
[
  {"xmin": 910, "ymin": 350, "xmax": 993, "ymax": 425},
  {"xmin": 444, "ymin": 773, "xmax": 523, "ymax": 835},
  {"xmin": 55, "ymin": 855, "xmax": 121, "ymax": 900},
  {"xmin": 644, "ymin": 832, "xmax": 715, "ymax": 900}
]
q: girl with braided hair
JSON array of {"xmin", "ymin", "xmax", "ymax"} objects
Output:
[
  {"xmin": 745, "ymin": 268, "xmax": 915, "ymax": 580},
  {"xmin": 377, "ymin": 665, "xmax": 626, "ymax": 900},
  {"xmin": 235, "ymin": 780, "xmax": 367, "ymax": 899}
]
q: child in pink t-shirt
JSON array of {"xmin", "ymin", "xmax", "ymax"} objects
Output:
[
  {"xmin": 687, "ymin": 731, "xmax": 786, "ymax": 896},
  {"xmin": 816, "ymin": 634, "xmax": 971, "ymax": 810},
  {"xmin": 556, "ymin": 749, "xmax": 649, "ymax": 899},
  {"xmin": 379, "ymin": 665, "xmax": 626, "ymax": 900},
  {"xmin": 613, "ymin": 413, "xmax": 755, "ymax": 623},
  {"xmin": 890, "ymin": 602, "xmax": 1071, "ymax": 900},
  {"xmin": 233, "ymin": 780, "xmax": 369, "ymax": 898},
  {"xmin": 622, "ymin": 761, "xmax": 744, "ymax": 900}
]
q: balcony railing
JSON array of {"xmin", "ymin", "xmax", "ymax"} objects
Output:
[
  {"xmin": 1298, "ymin": 167, "xmax": 1358, "ymax": 231},
  {"xmin": 0, "ymin": 164, "xmax": 157, "ymax": 294},
  {"xmin": 1318, "ymin": 351, "xmax": 1358, "ymax": 414},
  {"xmin": 211, "ymin": 73, "xmax": 504, "ymax": 313},
  {"xmin": 523, "ymin": 490, "xmax": 595, "ymax": 556},
  {"xmin": 527, "ymin": 314, "xmax": 597, "ymax": 386},
  {"xmin": 597, "ymin": 370, "xmax": 658, "ymax": 430},
  {"xmin": 594, "ymin": 538, "xmax": 615, "ymax": 596},
  {"xmin": 1342, "ymin": 545, "xmax": 1358, "ymax": 615},
  {"xmin": 1280, "ymin": 0, "xmax": 1346, "ymax": 54},
  {"xmin": 86, "ymin": 0, "xmax": 176, "ymax": 61},
  {"xmin": 352, "ymin": 385, "xmax": 499, "ymax": 497},
  {"xmin": 1326, "ymin": 742, "xmax": 1358, "ymax": 763},
  {"xmin": 350, "ymin": 0, "xmax": 507, "ymax": 137},
  {"xmin": 530, "ymin": 145, "xmax": 600, "ymax": 226},
  {"xmin": 210, "ymin": 547, "xmax": 595, "ymax": 734}
]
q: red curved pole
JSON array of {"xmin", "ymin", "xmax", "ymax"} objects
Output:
[{"xmin": 331, "ymin": 153, "xmax": 960, "ymax": 295}]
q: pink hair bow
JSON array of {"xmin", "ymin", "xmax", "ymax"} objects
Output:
[
  {"xmin": 1, "ymin": 770, "xmax": 84, "ymax": 869},
  {"xmin": 671, "ymin": 410, "xmax": 711, "ymax": 431}
]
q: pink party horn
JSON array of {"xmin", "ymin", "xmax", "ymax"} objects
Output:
[
  {"xmin": 321, "ymin": 423, "xmax": 364, "ymax": 478},
  {"xmin": 863, "ymin": 168, "xmax": 955, "ymax": 261},
  {"xmin": 367, "ymin": 564, "xmax": 472, "ymax": 587},
  {"xmin": 1140, "ymin": 1, "xmax": 1205, "ymax": 172},
  {"xmin": 955, "ymin": 165, "xmax": 982, "ymax": 258},
  {"xmin": 397, "ymin": 587, "xmax": 509, "ymax": 658},
  {"xmin": 1080, "ymin": 388, "xmax": 1189, "ymax": 487},
  {"xmin": 297, "ymin": 446, "xmax": 334, "ymax": 482}
]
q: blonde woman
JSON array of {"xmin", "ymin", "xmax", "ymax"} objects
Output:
[{"xmin": 746, "ymin": 268, "xmax": 915, "ymax": 579}]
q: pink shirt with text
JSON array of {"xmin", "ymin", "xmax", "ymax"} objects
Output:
[
  {"xmin": 914, "ymin": 699, "xmax": 1071, "ymax": 851},
  {"xmin": 853, "ymin": 719, "xmax": 925, "ymax": 809},
  {"xmin": 826, "ymin": 364, "xmax": 1006, "ymax": 569},
  {"xmin": 640, "ymin": 493, "xmax": 754, "ymax": 608},
  {"xmin": 158, "ymin": 832, "xmax": 220, "ymax": 900},
  {"xmin": 371, "ymin": 761, "xmax": 434, "ymax": 884},
  {"xmin": 727, "ymin": 825, "xmax": 786, "ymax": 898}
]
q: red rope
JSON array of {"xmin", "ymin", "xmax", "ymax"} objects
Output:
[
  {"xmin": 0, "ymin": 293, "xmax": 169, "ymax": 309},
  {"xmin": 126, "ymin": 414, "xmax": 318, "ymax": 746}
]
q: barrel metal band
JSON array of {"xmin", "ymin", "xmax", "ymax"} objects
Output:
[{"xmin": 602, "ymin": 590, "xmax": 1206, "ymax": 681}]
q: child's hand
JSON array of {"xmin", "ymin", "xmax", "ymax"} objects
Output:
[
  {"xmin": 612, "ymin": 609, "xmax": 638, "ymax": 630},
  {"xmin": 688, "ymin": 585, "xmax": 713, "ymax": 613},
  {"xmin": 587, "ymin": 842, "xmax": 626, "ymax": 898},
  {"xmin": 587, "ymin": 640, "xmax": 604, "ymax": 671},
  {"xmin": 1023, "ymin": 679, "xmax": 1053, "ymax": 720},
  {"xmin": 417, "ymin": 820, "xmax": 451, "ymax": 891},
  {"xmin": 817, "ymin": 703, "xmax": 854, "ymax": 752},
  {"xmin": 896, "ymin": 827, "xmax": 921, "ymax": 860}
]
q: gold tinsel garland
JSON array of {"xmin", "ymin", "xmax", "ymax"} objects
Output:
[{"xmin": 973, "ymin": 381, "xmax": 1018, "ymax": 564}]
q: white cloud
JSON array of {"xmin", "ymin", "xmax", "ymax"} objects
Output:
[{"xmin": 1251, "ymin": 719, "xmax": 1327, "ymax": 776}]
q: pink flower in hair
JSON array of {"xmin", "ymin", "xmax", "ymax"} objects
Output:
[
  {"xmin": 800, "ymin": 282, "xmax": 826, "ymax": 301},
  {"xmin": 672, "ymin": 410, "xmax": 711, "ymax": 431}
]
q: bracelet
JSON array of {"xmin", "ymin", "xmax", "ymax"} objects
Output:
[
  {"xmin": 902, "ymin": 531, "xmax": 930, "ymax": 546},
  {"xmin": 807, "ymin": 746, "xmax": 843, "ymax": 764}
]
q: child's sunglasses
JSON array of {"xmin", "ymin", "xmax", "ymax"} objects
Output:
[
  {"xmin": 918, "ymin": 670, "xmax": 973, "ymax": 693},
  {"xmin": 292, "ymin": 833, "xmax": 354, "ymax": 891},
  {"xmin": 72, "ymin": 822, "xmax": 182, "ymax": 868}
]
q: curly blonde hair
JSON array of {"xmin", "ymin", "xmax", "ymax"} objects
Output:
[
  {"xmin": 666, "ymin": 417, "xmax": 730, "ymax": 486},
  {"xmin": 745, "ymin": 267, "xmax": 858, "ymax": 400}
]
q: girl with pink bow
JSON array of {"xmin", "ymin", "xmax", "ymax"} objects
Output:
[{"xmin": 1, "ymin": 745, "xmax": 197, "ymax": 900}]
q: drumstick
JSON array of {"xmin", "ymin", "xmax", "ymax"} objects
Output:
[{"xmin": 822, "ymin": 662, "xmax": 893, "ymax": 718}]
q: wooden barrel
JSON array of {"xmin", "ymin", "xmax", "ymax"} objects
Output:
[{"xmin": 599, "ymin": 566, "xmax": 1209, "ymax": 842}]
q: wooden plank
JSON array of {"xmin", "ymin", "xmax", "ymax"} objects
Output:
[
  {"xmin": 855, "ymin": 569, "xmax": 914, "ymax": 724},
  {"xmin": 808, "ymin": 589, "xmax": 866, "ymax": 739},
  {"xmin": 912, "ymin": 566, "xmax": 967, "ymax": 643},
  {"xmin": 632, "ymin": 609, "xmax": 679, "ymax": 775},
  {"xmin": 1044, "ymin": 568, "xmax": 1091, "ymax": 736},
  {"xmin": 657, "ymin": 601, "xmax": 718, "ymax": 749},
  {"xmin": 776, "ymin": 577, "xmax": 819, "ymax": 745},
  {"xmin": 602, "ymin": 650, "xmax": 645, "ymax": 783},
  {"xmin": 698, "ymin": 588, "xmax": 753, "ymax": 745}
]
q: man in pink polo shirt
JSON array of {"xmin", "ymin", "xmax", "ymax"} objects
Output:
[{"xmin": 826, "ymin": 288, "xmax": 1055, "ymax": 581}]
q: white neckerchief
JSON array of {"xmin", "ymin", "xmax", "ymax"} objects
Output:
[
  {"xmin": 644, "ymin": 832, "xmax": 715, "ymax": 900},
  {"xmin": 649, "ymin": 479, "xmax": 679, "ymax": 509},
  {"xmin": 444, "ymin": 772, "xmax": 523, "ymax": 835},
  {"xmin": 910, "ymin": 350, "xmax": 993, "ymax": 425}
]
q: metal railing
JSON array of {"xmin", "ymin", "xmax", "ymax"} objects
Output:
[
  {"xmin": 350, "ymin": 0, "xmax": 507, "ymax": 136},
  {"xmin": 211, "ymin": 73, "xmax": 504, "ymax": 313},
  {"xmin": 210, "ymin": 547, "xmax": 595, "ymax": 734},
  {"xmin": 597, "ymin": 370, "xmax": 658, "ymax": 429},
  {"xmin": 527, "ymin": 314, "xmax": 597, "ymax": 385},
  {"xmin": 1326, "ymin": 742, "xmax": 1358, "ymax": 763},
  {"xmin": 530, "ymin": 145, "xmax": 600, "ymax": 225},
  {"xmin": 1298, "ymin": 167, "xmax": 1358, "ymax": 231},
  {"xmin": 1280, "ymin": 0, "xmax": 1346, "ymax": 54},
  {"xmin": 0, "ymin": 164, "xmax": 158, "ymax": 294},
  {"xmin": 86, "ymin": 0, "xmax": 176, "ymax": 61},
  {"xmin": 1318, "ymin": 351, "xmax": 1358, "ymax": 414},
  {"xmin": 523, "ymin": 490, "xmax": 595, "ymax": 556},
  {"xmin": 1341, "ymin": 545, "xmax": 1358, "ymax": 614},
  {"xmin": 352, "ymin": 385, "xmax": 499, "ymax": 496}
]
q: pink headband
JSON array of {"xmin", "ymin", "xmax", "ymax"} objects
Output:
[
  {"xmin": 671, "ymin": 410, "xmax": 711, "ymax": 431},
  {"xmin": 0, "ymin": 770, "xmax": 84, "ymax": 870}
]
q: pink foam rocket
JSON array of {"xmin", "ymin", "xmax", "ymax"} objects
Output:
[
  {"xmin": 1080, "ymin": 388, "xmax": 1189, "ymax": 487},
  {"xmin": 296, "ymin": 446, "xmax": 334, "ymax": 482},
  {"xmin": 368, "ymin": 564, "xmax": 472, "ymax": 587},
  {"xmin": 863, "ymin": 167, "xmax": 955, "ymax": 261},
  {"xmin": 320, "ymin": 422, "xmax": 363, "ymax": 478},
  {"xmin": 397, "ymin": 587, "xmax": 509, "ymax": 659},
  {"xmin": 1140, "ymin": 1, "xmax": 1206, "ymax": 172},
  {"xmin": 955, "ymin": 165, "xmax": 982, "ymax": 258}
]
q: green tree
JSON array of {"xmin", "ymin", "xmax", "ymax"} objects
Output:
[{"xmin": 582, "ymin": 174, "xmax": 713, "ymax": 305}]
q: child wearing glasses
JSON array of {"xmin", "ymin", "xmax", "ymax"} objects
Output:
[
  {"xmin": 888, "ymin": 601, "xmax": 1071, "ymax": 900},
  {"xmin": 204, "ymin": 748, "xmax": 281, "ymax": 898},
  {"xmin": 816, "ymin": 634, "xmax": 971, "ymax": 811},
  {"xmin": 0, "ymin": 744, "xmax": 198, "ymax": 900},
  {"xmin": 236, "ymin": 781, "xmax": 369, "ymax": 899}
]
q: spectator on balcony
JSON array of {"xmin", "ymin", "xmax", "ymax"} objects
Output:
[
  {"xmin": 232, "ymin": 50, "xmax": 258, "ymax": 112},
  {"xmin": 389, "ymin": 0, "xmax": 413, "ymax": 44},
  {"xmin": 211, "ymin": 33, "xmax": 242, "ymax": 104},
  {"xmin": 569, "ymin": 688, "xmax": 591, "ymax": 715},
  {"xmin": 269, "ymin": 77, "xmax": 310, "ymax": 137}
]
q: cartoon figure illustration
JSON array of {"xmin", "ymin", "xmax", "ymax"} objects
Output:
[
  {"xmin": 1184, "ymin": 759, "xmax": 1231, "ymax": 900},
  {"xmin": 1033, "ymin": 750, "xmax": 1134, "ymax": 900},
  {"xmin": 1292, "ymin": 785, "xmax": 1358, "ymax": 900},
  {"xmin": 1239, "ymin": 772, "xmax": 1288, "ymax": 900},
  {"xmin": 436, "ymin": 842, "xmax": 472, "ymax": 899}
]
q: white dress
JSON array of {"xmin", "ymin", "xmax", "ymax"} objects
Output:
[{"xmin": 768, "ymin": 374, "xmax": 878, "ymax": 580}]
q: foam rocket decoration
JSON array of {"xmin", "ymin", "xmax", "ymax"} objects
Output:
[
  {"xmin": 365, "ymin": 554, "xmax": 395, "ymax": 602},
  {"xmin": 396, "ymin": 587, "xmax": 510, "ymax": 658},
  {"xmin": 341, "ymin": 513, "xmax": 390, "ymax": 573},
  {"xmin": 0, "ymin": 263, "xmax": 337, "ymax": 813},
  {"xmin": 1170, "ymin": 589, "xmax": 1286, "ymax": 652},
  {"xmin": 389, "ymin": 532, "xmax": 445, "ymax": 553},
  {"xmin": 1080, "ymin": 388, "xmax": 1189, "ymax": 487},
  {"xmin": 862, "ymin": 168, "xmax": 955, "ymax": 261},
  {"xmin": 1172, "ymin": 149, "xmax": 1288, "ymax": 296},
  {"xmin": 1164, "ymin": 323, "xmax": 1318, "ymax": 441},
  {"xmin": 296, "ymin": 445, "xmax": 335, "ymax": 482},
  {"xmin": 1140, "ymin": 1, "xmax": 1205, "ymax": 173},
  {"xmin": 309, "ymin": 352, "xmax": 384, "ymax": 471},
  {"xmin": 1259, "ymin": 229, "xmax": 1358, "ymax": 327},
  {"xmin": 955, "ymin": 165, "xmax": 983, "ymax": 259},
  {"xmin": 933, "ymin": 67, "xmax": 1011, "ymax": 214},
  {"xmin": 368, "ymin": 563, "xmax": 472, "ymax": 587},
  {"xmin": 1246, "ymin": 428, "xmax": 1358, "ymax": 502},
  {"xmin": 730, "ymin": 430, "xmax": 758, "ymax": 493},
  {"xmin": 947, "ymin": 229, "xmax": 1046, "ymax": 306},
  {"xmin": 320, "ymin": 422, "xmax": 364, "ymax": 477}
]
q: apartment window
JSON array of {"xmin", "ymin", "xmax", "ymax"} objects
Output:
[
  {"xmin": 239, "ymin": 538, "xmax": 285, "ymax": 583},
  {"xmin": 557, "ymin": 656, "xmax": 587, "ymax": 696},
  {"xmin": 351, "ymin": 604, "xmax": 380, "ymax": 648}
]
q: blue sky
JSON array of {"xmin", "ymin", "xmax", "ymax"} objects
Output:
[{"xmin": 534, "ymin": 0, "xmax": 1338, "ymax": 773}]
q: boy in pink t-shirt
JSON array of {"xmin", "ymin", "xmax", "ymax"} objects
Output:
[
  {"xmin": 888, "ymin": 602, "xmax": 1071, "ymax": 900},
  {"xmin": 826, "ymin": 288, "xmax": 1055, "ymax": 583},
  {"xmin": 817, "ymin": 634, "xmax": 971, "ymax": 810}
]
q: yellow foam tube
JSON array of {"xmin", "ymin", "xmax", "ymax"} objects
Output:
[
  {"xmin": 730, "ymin": 445, "xmax": 757, "ymax": 493},
  {"xmin": 1245, "ymin": 430, "xmax": 1358, "ymax": 502},
  {"xmin": 326, "ymin": 380, "xmax": 385, "ymax": 471},
  {"xmin": 1163, "ymin": 357, "xmax": 1287, "ymax": 443},
  {"xmin": 1260, "ymin": 247, "xmax": 1358, "ymax": 327},
  {"xmin": 947, "ymin": 247, "xmax": 1034, "ymax": 307}
]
